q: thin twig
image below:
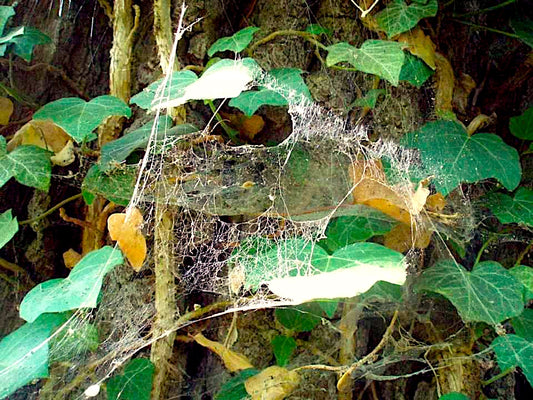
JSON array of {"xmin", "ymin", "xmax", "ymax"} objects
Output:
[
  {"xmin": 248, "ymin": 29, "xmax": 327, "ymax": 56},
  {"xmin": 18, "ymin": 193, "xmax": 83, "ymax": 225}
]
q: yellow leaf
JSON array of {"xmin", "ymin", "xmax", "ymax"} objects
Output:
[
  {"xmin": 221, "ymin": 111, "xmax": 265, "ymax": 141},
  {"xmin": 434, "ymin": 53, "xmax": 455, "ymax": 114},
  {"xmin": 383, "ymin": 223, "xmax": 433, "ymax": 253},
  {"xmin": 107, "ymin": 207, "xmax": 147, "ymax": 271},
  {"xmin": 397, "ymin": 27, "xmax": 436, "ymax": 69},
  {"xmin": 453, "ymin": 73, "xmax": 476, "ymax": 114},
  {"xmin": 7, "ymin": 120, "xmax": 76, "ymax": 166},
  {"xmin": 245, "ymin": 366, "xmax": 300, "ymax": 400},
  {"xmin": 193, "ymin": 332, "xmax": 254, "ymax": 372},
  {"xmin": 0, "ymin": 97, "xmax": 14, "ymax": 125},
  {"xmin": 426, "ymin": 193, "xmax": 446, "ymax": 212}
]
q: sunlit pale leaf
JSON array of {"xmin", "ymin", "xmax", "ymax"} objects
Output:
[
  {"xmin": 19, "ymin": 246, "xmax": 123, "ymax": 322},
  {"xmin": 107, "ymin": 358, "xmax": 155, "ymax": 400},
  {"xmin": 416, "ymin": 260, "xmax": 524, "ymax": 324},
  {"xmin": 208, "ymin": 26, "xmax": 260, "ymax": 56},
  {"xmin": 492, "ymin": 334, "xmax": 533, "ymax": 386},
  {"xmin": 403, "ymin": 120, "xmax": 521, "ymax": 195},
  {"xmin": 229, "ymin": 68, "xmax": 313, "ymax": 116},
  {"xmin": 375, "ymin": 0, "xmax": 438, "ymax": 38},
  {"xmin": 244, "ymin": 366, "xmax": 300, "ymax": 400},
  {"xmin": 0, "ymin": 313, "xmax": 69, "ymax": 399},
  {"xmin": 0, "ymin": 209, "xmax": 18, "ymax": 250},
  {"xmin": 130, "ymin": 70, "xmax": 198, "ymax": 110},
  {"xmin": 485, "ymin": 188, "xmax": 533, "ymax": 227},
  {"xmin": 326, "ymin": 40, "xmax": 405, "ymax": 86},
  {"xmin": 33, "ymin": 96, "xmax": 131, "ymax": 143}
]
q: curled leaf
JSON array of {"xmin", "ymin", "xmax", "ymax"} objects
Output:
[
  {"xmin": 7, "ymin": 120, "xmax": 75, "ymax": 166},
  {"xmin": 397, "ymin": 27, "xmax": 436, "ymax": 69},
  {"xmin": 63, "ymin": 248, "xmax": 82, "ymax": 269},
  {"xmin": 193, "ymin": 332, "xmax": 254, "ymax": 372},
  {"xmin": 434, "ymin": 53, "xmax": 455, "ymax": 114},
  {"xmin": 245, "ymin": 366, "xmax": 300, "ymax": 400},
  {"xmin": 107, "ymin": 207, "xmax": 147, "ymax": 271}
]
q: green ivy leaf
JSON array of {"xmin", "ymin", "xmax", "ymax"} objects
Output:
[
  {"xmin": 492, "ymin": 334, "xmax": 533, "ymax": 386},
  {"xmin": 100, "ymin": 117, "xmax": 198, "ymax": 171},
  {"xmin": 229, "ymin": 68, "xmax": 313, "ymax": 116},
  {"xmin": 0, "ymin": 26, "xmax": 24, "ymax": 57},
  {"xmin": 485, "ymin": 188, "xmax": 533, "ymax": 227},
  {"xmin": 82, "ymin": 164, "xmax": 136, "ymax": 206},
  {"xmin": 305, "ymin": 24, "xmax": 331, "ymax": 36},
  {"xmin": 402, "ymin": 120, "xmax": 521, "ymax": 195},
  {"xmin": 509, "ymin": 106, "xmax": 533, "ymax": 140},
  {"xmin": 350, "ymin": 89, "xmax": 386, "ymax": 109},
  {"xmin": 375, "ymin": 0, "xmax": 438, "ymax": 38},
  {"xmin": 416, "ymin": 260, "xmax": 524, "ymax": 324},
  {"xmin": 321, "ymin": 207, "xmax": 397, "ymax": 252},
  {"xmin": 0, "ymin": 6, "xmax": 15, "ymax": 35},
  {"xmin": 33, "ymin": 96, "xmax": 132, "ymax": 143},
  {"xmin": 0, "ymin": 209, "xmax": 18, "ymax": 250},
  {"xmin": 5, "ymin": 26, "xmax": 51, "ymax": 62},
  {"xmin": 271, "ymin": 335, "xmax": 297, "ymax": 367},
  {"xmin": 275, "ymin": 302, "xmax": 323, "ymax": 332},
  {"xmin": 215, "ymin": 369, "xmax": 259, "ymax": 400},
  {"xmin": 510, "ymin": 16, "xmax": 533, "ymax": 49},
  {"xmin": 438, "ymin": 393, "xmax": 470, "ymax": 400},
  {"xmin": 399, "ymin": 52, "xmax": 434, "ymax": 87},
  {"xmin": 361, "ymin": 281, "xmax": 403, "ymax": 304},
  {"xmin": 0, "ymin": 313, "xmax": 69, "ymax": 399},
  {"xmin": 130, "ymin": 70, "xmax": 198, "ymax": 110},
  {"xmin": 0, "ymin": 137, "xmax": 51, "ymax": 191},
  {"xmin": 326, "ymin": 40, "xmax": 405, "ymax": 86},
  {"xmin": 207, "ymin": 26, "xmax": 260, "ymax": 57},
  {"xmin": 509, "ymin": 265, "xmax": 533, "ymax": 302},
  {"xmin": 107, "ymin": 358, "xmax": 155, "ymax": 400},
  {"xmin": 511, "ymin": 309, "xmax": 533, "ymax": 341},
  {"xmin": 19, "ymin": 246, "xmax": 123, "ymax": 323}
]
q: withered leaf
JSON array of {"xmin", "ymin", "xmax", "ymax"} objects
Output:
[
  {"xmin": 107, "ymin": 207, "xmax": 147, "ymax": 271},
  {"xmin": 245, "ymin": 366, "xmax": 300, "ymax": 400},
  {"xmin": 193, "ymin": 332, "xmax": 254, "ymax": 372}
]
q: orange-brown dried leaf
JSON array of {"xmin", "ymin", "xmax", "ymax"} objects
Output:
[
  {"xmin": 384, "ymin": 223, "xmax": 433, "ymax": 253},
  {"xmin": 0, "ymin": 96, "xmax": 14, "ymax": 125},
  {"xmin": 349, "ymin": 160, "xmax": 430, "ymax": 225},
  {"xmin": 245, "ymin": 366, "xmax": 300, "ymax": 400},
  {"xmin": 193, "ymin": 332, "xmax": 254, "ymax": 372},
  {"xmin": 63, "ymin": 248, "xmax": 82, "ymax": 269},
  {"xmin": 107, "ymin": 207, "xmax": 147, "ymax": 271},
  {"xmin": 397, "ymin": 27, "xmax": 436, "ymax": 69},
  {"xmin": 7, "ymin": 120, "xmax": 75, "ymax": 166}
]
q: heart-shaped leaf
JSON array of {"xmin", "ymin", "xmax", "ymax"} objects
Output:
[
  {"xmin": 511, "ymin": 308, "xmax": 533, "ymax": 341},
  {"xmin": 375, "ymin": 0, "xmax": 438, "ymax": 38},
  {"xmin": 6, "ymin": 26, "xmax": 51, "ymax": 62},
  {"xmin": 509, "ymin": 106, "xmax": 533, "ymax": 140},
  {"xmin": 275, "ymin": 302, "xmax": 323, "ymax": 332},
  {"xmin": 107, "ymin": 358, "xmax": 155, "ymax": 400},
  {"xmin": 492, "ymin": 334, "xmax": 533, "ymax": 386},
  {"xmin": 0, "ymin": 209, "xmax": 18, "ymax": 250},
  {"xmin": 416, "ymin": 260, "xmax": 524, "ymax": 324},
  {"xmin": 229, "ymin": 68, "xmax": 313, "ymax": 116},
  {"xmin": 403, "ymin": 120, "xmax": 521, "ymax": 195},
  {"xmin": 485, "ymin": 187, "xmax": 533, "ymax": 227},
  {"xmin": 207, "ymin": 26, "xmax": 260, "ymax": 56},
  {"xmin": 33, "ymin": 96, "xmax": 131, "ymax": 143},
  {"xmin": 0, "ymin": 136, "xmax": 51, "ymax": 191},
  {"xmin": 130, "ymin": 70, "xmax": 198, "ymax": 110},
  {"xmin": 19, "ymin": 246, "xmax": 123, "ymax": 322},
  {"xmin": 0, "ymin": 313, "xmax": 69, "ymax": 399},
  {"xmin": 82, "ymin": 164, "xmax": 136, "ymax": 206},
  {"xmin": 326, "ymin": 40, "xmax": 405, "ymax": 86},
  {"xmin": 271, "ymin": 335, "xmax": 297, "ymax": 367}
]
